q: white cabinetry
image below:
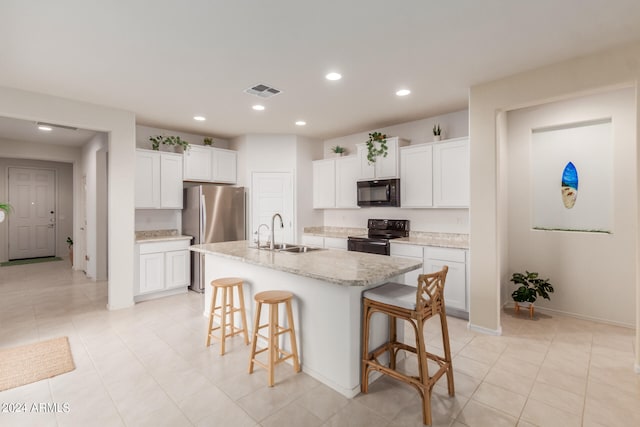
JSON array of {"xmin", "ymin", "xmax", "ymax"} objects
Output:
[
  {"xmin": 135, "ymin": 239, "xmax": 190, "ymax": 301},
  {"xmin": 424, "ymin": 247, "xmax": 467, "ymax": 313},
  {"xmin": 135, "ymin": 149, "xmax": 183, "ymax": 209},
  {"xmin": 400, "ymin": 144, "xmax": 433, "ymax": 208},
  {"xmin": 399, "ymin": 137, "xmax": 469, "ymax": 208},
  {"xmin": 390, "ymin": 243, "xmax": 423, "ymax": 287},
  {"xmin": 433, "ymin": 138, "xmax": 469, "ymax": 207},
  {"xmin": 312, "ymin": 156, "xmax": 359, "ymax": 209},
  {"xmin": 356, "ymin": 137, "xmax": 408, "ymax": 180},
  {"xmin": 183, "ymin": 145, "xmax": 237, "ymax": 184}
]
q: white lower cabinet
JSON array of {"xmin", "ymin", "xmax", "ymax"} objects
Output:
[
  {"xmin": 136, "ymin": 239, "xmax": 191, "ymax": 301},
  {"xmin": 391, "ymin": 243, "xmax": 468, "ymax": 317},
  {"xmin": 424, "ymin": 247, "xmax": 467, "ymax": 314}
]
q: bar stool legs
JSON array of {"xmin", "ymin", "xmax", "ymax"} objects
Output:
[
  {"xmin": 206, "ymin": 277, "xmax": 249, "ymax": 355},
  {"xmin": 248, "ymin": 290, "xmax": 300, "ymax": 386}
]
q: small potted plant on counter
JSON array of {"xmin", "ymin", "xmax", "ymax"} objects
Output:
[
  {"xmin": 433, "ymin": 124, "xmax": 442, "ymax": 141},
  {"xmin": 149, "ymin": 135, "xmax": 191, "ymax": 152},
  {"xmin": 366, "ymin": 131, "xmax": 388, "ymax": 164},
  {"xmin": 331, "ymin": 145, "xmax": 346, "ymax": 157},
  {"xmin": 510, "ymin": 271, "xmax": 554, "ymax": 318}
]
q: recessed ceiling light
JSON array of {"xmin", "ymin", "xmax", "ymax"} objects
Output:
[
  {"xmin": 325, "ymin": 72, "xmax": 342, "ymax": 81},
  {"xmin": 38, "ymin": 125, "xmax": 53, "ymax": 132},
  {"xmin": 252, "ymin": 105, "xmax": 265, "ymax": 111},
  {"xmin": 193, "ymin": 116, "xmax": 206, "ymax": 121},
  {"xmin": 295, "ymin": 121, "xmax": 306, "ymax": 126},
  {"xmin": 396, "ymin": 89, "xmax": 411, "ymax": 96}
]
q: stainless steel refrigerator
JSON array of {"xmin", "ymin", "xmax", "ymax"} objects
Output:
[{"xmin": 182, "ymin": 185, "xmax": 246, "ymax": 292}]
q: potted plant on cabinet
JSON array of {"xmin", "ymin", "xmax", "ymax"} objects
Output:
[
  {"xmin": 203, "ymin": 137, "xmax": 214, "ymax": 146},
  {"xmin": 66, "ymin": 237, "xmax": 74, "ymax": 267},
  {"xmin": 433, "ymin": 124, "xmax": 442, "ymax": 141},
  {"xmin": 331, "ymin": 145, "xmax": 346, "ymax": 157},
  {"xmin": 366, "ymin": 132, "xmax": 388, "ymax": 164},
  {"xmin": 0, "ymin": 203, "xmax": 11, "ymax": 223},
  {"xmin": 510, "ymin": 271, "xmax": 554, "ymax": 318},
  {"xmin": 149, "ymin": 135, "xmax": 191, "ymax": 152}
]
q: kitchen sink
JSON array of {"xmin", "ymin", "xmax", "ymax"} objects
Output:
[
  {"xmin": 278, "ymin": 246, "xmax": 323, "ymax": 254},
  {"xmin": 270, "ymin": 243, "xmax": 300, "ymax": 250}
]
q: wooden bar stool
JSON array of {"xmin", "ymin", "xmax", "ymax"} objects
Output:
[
  {"xmin": 248, "ymin": 290, "xmax": 300, "ymax": 386},
  {"xmin": 361, "ymin": 266, "xmax": 454, "ymax": 426},
  {"xmin": 206, "ymin": 277, "xmax": 249, "ymax": 355}
]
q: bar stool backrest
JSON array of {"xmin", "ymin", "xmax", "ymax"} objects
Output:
[{"xmin": 416, "ymin": 265, "xmax": 448, "ymax": 315}]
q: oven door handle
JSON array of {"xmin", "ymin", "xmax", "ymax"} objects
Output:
[{"xmin": 365, "ymin": 241, "xmax": 389, "ymax": 246}]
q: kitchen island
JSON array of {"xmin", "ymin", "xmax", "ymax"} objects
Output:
[{"xmin": 190, "ymin": 240, "xmax": 422, "ymax": 397}]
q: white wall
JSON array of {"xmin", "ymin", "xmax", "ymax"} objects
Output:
[
  {"xmin": 136, "ymin": 125, "xmax": 230, "ymax": 150},
  {"xmin": 231, "ymin": 134, "xmax": 322, "ymax": 242},
  {"xmin": 506, "ymin": 88, "xmax": 636, "ymax": 326},
  {"xmin": 0, "ymin": 86, "xmax": 137, "ymax": 310},
  {"xmin": 0, "ymin": 151, "xmax": 75, "ymax": 262},
  {"xmin": 81, "ymin": 133, "xmax": 108, "ymax": 279},
  {"xmin": 468, "ymin": 42, "xmax": 640, "ymax": 369},
  {"xmin": 321, "ymin": 110, "xmax": 470, "ymax": 233},
  {"xmin": 135, "ymin": 209, "xmax": 182, "ymax": 232}
]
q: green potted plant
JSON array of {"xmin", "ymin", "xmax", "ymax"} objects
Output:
[
  {"xmin": 149, "ymin": 135, "xmax": 191, "ymax": 152},
  {"xmin": 331, "ymin": 145, "xmax": 346, "ymax": 157},
  {"xmin": 66, "ymin": 236, "xmax": 74, "ymax": 267},
  {"xmin": 433, "ymin": 124, "xmax": 442, "ymax": 141},
  {"xmin": 510, "ymin": 271, "xmax": 554, "ymax": 318},
  {"xmin": 0, "ymin": 203, "xmax": 11, "ymax": 223},
  {"xmin": 366, "ymin": 132, "xmax": 388, "ymax": 164},
  {"xmin": 203, "ymin": 137, "xmax": 214, "ymax": 146}
]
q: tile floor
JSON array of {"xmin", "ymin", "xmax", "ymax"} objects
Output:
[{"xmin": 0, "ymin": 261, "xmax": 639, "ymax": 426}]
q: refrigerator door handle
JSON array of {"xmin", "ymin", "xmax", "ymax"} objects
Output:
[{"xmin": 200, "ymin": 194, "xmax": 206, "ymax": 239}]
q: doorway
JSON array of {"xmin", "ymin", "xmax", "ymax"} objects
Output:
[
  {"xmin": 8, "ymin": 167, "xmax": 56, "ymax": 260},
  {"xmin": 250, "ymin": 172, "xmax": 294, "ymax": 244}
]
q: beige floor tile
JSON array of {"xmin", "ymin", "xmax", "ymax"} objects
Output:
[
  {"xmin": 355, "ymin": 375, "xmax": 417, "ymax": 420},
  {"xmin": 492, "ymin": 354, "xmax": 540, "ymax": 379},
  {"xmin": 261, "ymin": 401, "xmax": 323, "ymax": 427},
  {"xmin": 441, "ymin": 370, "xmax": 481, "ymax": 398},
  {"xmin": 452, "ymin": 355, "xmax": 491, "ymax": 380},
  {"xmin": 455, "ymin": 400, "xmax": 518, "ymax": 427},
  {"xmin": 457, "ymin": 342, "xmax": 502, "ymax": 366},
  {"xmin": 236, "ymin": 385, "xmax": 296, "ymax": 422},
  {"xmin": 529, "ymin": 382, "xmax": 584, "ymax": 416},
  {"xmin": 483, "ymin": 366, "xmax": 534, "ymax": 396},
  {"xmin": 520, "ymin": 398, "xmax": 582, "ymax": 427},
  {"xmin": 294, "ymin": 383, "xmax": 349, "ymax": 421},
  {"xmin": 323, "ymin": 400, "xmax": 390, "ymax": 427},
  {"xmin": 471, "ymin": 382, "xmax": 527, "ymax": 418},
  {"xmin": 535, "ymin": 364, "xmax": 587, "ymax": 396}
]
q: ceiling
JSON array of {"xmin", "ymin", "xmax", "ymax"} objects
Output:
[{"xmin": 1, "ymin": 1, "xmax": 640, "ymax": 144}]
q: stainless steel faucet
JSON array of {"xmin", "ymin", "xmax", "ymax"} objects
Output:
[
  {"xmin": 270, "ymin": 213, "xmax": 283, "ymax": 250},
  {"xmin": 256, "ymin": 223, "xmax": 269, "ymax": 248}
]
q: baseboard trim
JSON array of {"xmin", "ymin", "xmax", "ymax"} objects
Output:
[
  {"xmin": 502, "ymin": 301, "xmax": 634, "ymax": 329},
  {"xmin": 468, "ymin": 323, "xmax": 502, "ymax": 336}
]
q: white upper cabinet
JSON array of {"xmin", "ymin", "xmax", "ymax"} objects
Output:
[
  {"xmin": 399, "ymin": 137, "xmax": 469, "ymax": 208},
  {"xmin": 313, "ymin": 156, "xmax": 359, "ymax": 209},
  {"xmin": 400, "ymin": 144, "xmax": 433, "ymax": 208},
  {"xmin": 334, "ymin": 156, "xmax": 359, "ymax": 208},
  {"xmin": 135, "ymin": 149, "xmax": 183, "ymax": 209},
  {"xmin": 183, "ymin": 145, "xmax": 212, "ymax": 181},
  {"xmin": 433, "ymin": 138, "xmax": 469, "ymax": 207},
  {"xmin": 356, "ymin": 137, "xmax": 408, "ymax": 180},
  {"xmin": 183, "ymin": 145, "xmax": 237, "ymax": 184},
  {"xmin": 212, "ymin": 148, "xmax": 237, "ymax": 183},
  {"xmin": 312, "ymin": 159, "xmax": 336, "ymax": 209}
]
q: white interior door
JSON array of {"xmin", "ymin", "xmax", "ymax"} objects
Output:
[
  {"xmin": 8, "ymin": 167, "xmax": 56, "ymax": 260},
  {"xmin": 251, "ymin": 172, "xmax": 294, "ymax": 245}
]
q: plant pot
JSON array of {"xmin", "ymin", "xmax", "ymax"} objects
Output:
[
  {"xmin": 514, "ymin": 301, "xmax": 535, "ymax": 319},
  {"xmin": 334, "ymin": 152, "xmax": 344, "ymax": 157},
  {"xmin": 433, "ymin": 135, "xmax": 442, "ymax": 142}
]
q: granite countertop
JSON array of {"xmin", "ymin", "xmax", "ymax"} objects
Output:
[
  {"xmin": 302, "ymin": 226, "xmax": 469, "ymax": 249},
  {"xmin": 135, "ymin": 229, "xmax": 193, "ymax": 243},
  {"xmin": 190, "ymin": 240, "xmax": 422, "ymax": 287}
]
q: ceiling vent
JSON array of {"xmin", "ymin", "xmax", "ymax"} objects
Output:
[{"xmin": 244, "ymin": 83, "xmax": 282, "ymax": 99}]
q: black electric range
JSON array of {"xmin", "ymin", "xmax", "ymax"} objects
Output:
[{"xmin": 347, "ymin": 219, "xmax": 410, "ymax": 256}]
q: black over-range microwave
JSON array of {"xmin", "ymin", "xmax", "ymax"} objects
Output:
[{"xmin": 357, "ymin": 179, "xmax": 401, "ymax": 207}]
